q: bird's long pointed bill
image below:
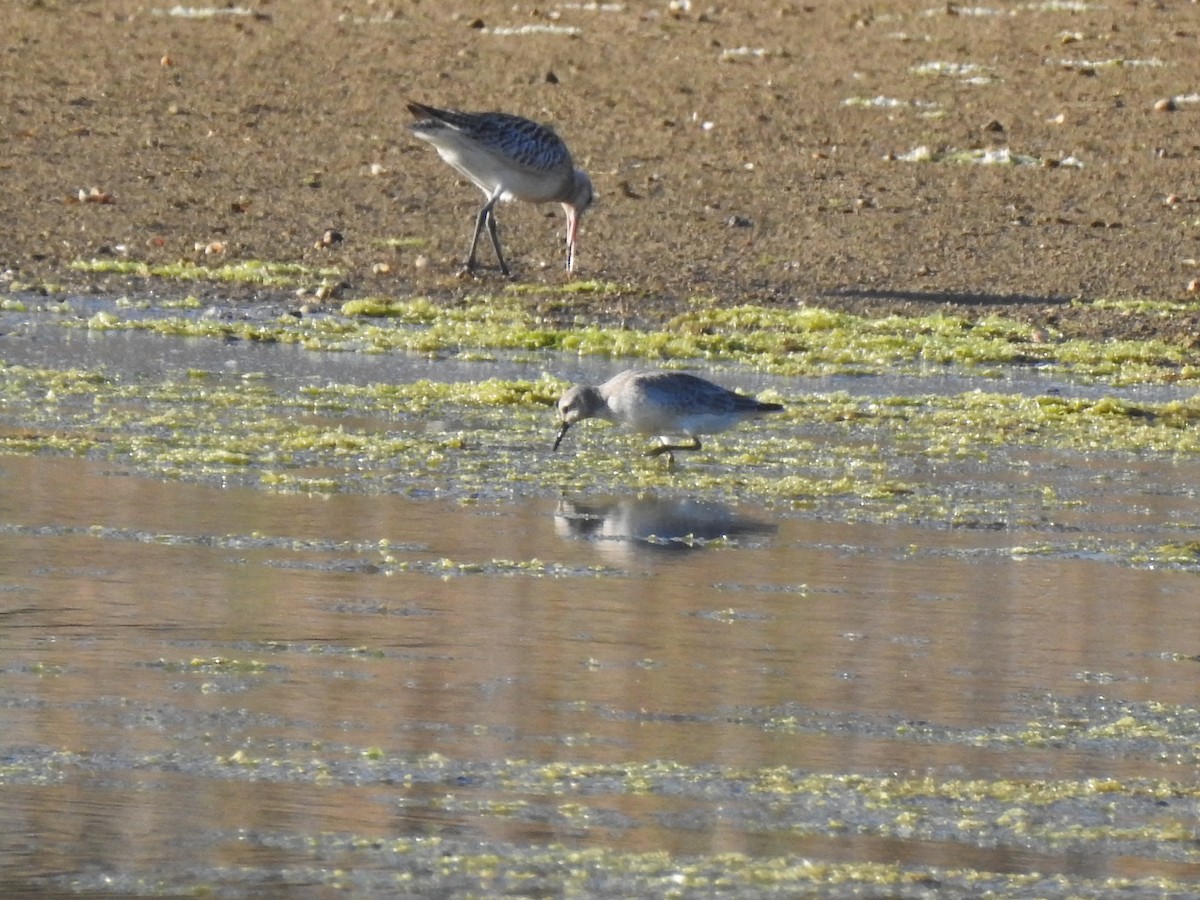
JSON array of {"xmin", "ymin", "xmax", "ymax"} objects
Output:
[
  {"xmin": 553, "ymin": 421, "xmax": 571, "ymax": 451},
  {"xmin": 565, "ymin": 207, "xmax": 580, "ymax": 272}
]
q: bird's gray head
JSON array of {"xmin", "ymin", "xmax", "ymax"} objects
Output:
[
  {"xmin": 553, "ymin": 385, "xmax": 601, "ymax": 451},
  {"xmin": 571, "ymin": 170, "xmax": 594, "ymax": 217}
]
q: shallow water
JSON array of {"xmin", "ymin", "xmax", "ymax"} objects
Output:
[
  {"xmin": 3, "ymin": 315, "xmax": 1195, "ymax": 404},
  {"xmin": 3, "ymin": 319, "xmax": 1200, "ymax": 896}
]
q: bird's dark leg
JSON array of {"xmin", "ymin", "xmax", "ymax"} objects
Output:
[
  {"xmin": 646, "ymin": 437, "xmax": 702, "ymax": 457},
  {"xmin": 485, "ymin": 207, "xmax": 510, "ymax": 277},
  {"xmin": 646, "ymin": 437, "xmax": 702, "ymax": 467},
  {"xmin": 465, "ymin": 201, "xmax": 492, "ymax": 275},
  {"xmin": 464, "ymin": 194, "xmax": 509, "ymax": 276}
]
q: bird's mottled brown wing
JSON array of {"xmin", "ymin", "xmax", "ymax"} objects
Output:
[{"xmin": 408, "ymin": 103, "xmax": 571, "ymax": 173}]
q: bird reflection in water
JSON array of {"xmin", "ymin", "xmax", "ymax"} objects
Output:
[{"xmin": 554, "ymin": 495, "xmax": 777, "ymax": 560}]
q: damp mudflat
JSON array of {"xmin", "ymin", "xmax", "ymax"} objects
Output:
[{"xmin": 4, "ymin": 302, "xmax": 1200, "ymax": 897}]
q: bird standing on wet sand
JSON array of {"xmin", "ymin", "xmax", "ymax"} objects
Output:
[
  {"xmin": 554, "ymin": 370, "xmax": 784, "ymax": 466},
  {"xmin": 406, "ymin": 101, "xmax": 594, "ymax": 277}
]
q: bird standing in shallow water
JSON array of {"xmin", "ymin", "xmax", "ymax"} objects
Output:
[
  {"xmin": 554, "ymin": 370, "xmax": 784, "ymax": 466},
  {"xmin": 406, "ymin": 101, "xmax": 593, "ymax": 277}
]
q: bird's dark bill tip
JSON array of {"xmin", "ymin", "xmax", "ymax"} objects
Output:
[{"xmin": 553, "ymin": 422, "xmax": 570, "ymax": 451}]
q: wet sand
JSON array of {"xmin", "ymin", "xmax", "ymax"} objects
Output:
[{"xmin": 3, "ymin": 0, "xmax": 1200, "ymax": 343}]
